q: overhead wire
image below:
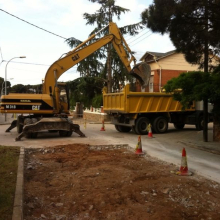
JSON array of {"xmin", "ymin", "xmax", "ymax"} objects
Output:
[
  {"xmin": 0, "ymin": 8, "xmax": 68, "ymax": 40},
  {"xmin": 128, "ymin": 30, "xmax": 151, "ymax": 44},
  {"xmin": 130, "ymin": 33, "xmax": 153, "ymax": 47},
  {"xmin": 125, "ymin": 27, "xmax": 148, "ymax": 41},
  {"xmin": 9, "ymin": 61, "xmax": 50, "ymax": 66}
]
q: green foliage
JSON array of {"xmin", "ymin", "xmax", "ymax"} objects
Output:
[
  {"xmin": 65, "ymin": 0, "xmax": 143, "ymax": 84},
  {"xmin": 164, "ymin": 68, "xmax": 220, "ymax": 113},
  {"xmin": 10, "ymin": 84, "xmax": 26, "ymax": 93},
  {"xmin": 0, "ymin": 79, "xmax": 11, "ymax": 95},
  {"xmin": 67, "ymin": 76, "xmax": 104, "ymax": 109},
  {"xmin": 0, "ymin": 77, "xmax": 4, "ymax": 94},
  {"xmin": 0, "ymin": 146, "xmax": 20, "ymax": 220},
  {"xmin": 142, "ymin": 0, "xmax": 220, "ymax": 69},
  {"xmin": 8, "ymin": 84, "xmax": 42, "ymax": 94},
  {"xmin": 92, "ymin": 94, "xmax": 103, "ymax": 107}
]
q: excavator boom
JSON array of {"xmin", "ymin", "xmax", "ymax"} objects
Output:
[{"xmin": 43, "ymin": 22, "xmax": 150, "ymax": 95}]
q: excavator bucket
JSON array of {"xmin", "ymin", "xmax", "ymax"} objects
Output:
[{"xmin": 130, "ymin": 62, "xmax": 151, "ymax": 87}]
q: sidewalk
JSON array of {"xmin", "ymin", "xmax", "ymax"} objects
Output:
[{"xmin": 178, "ymin": 126, "xmax": 220, "ymax": 155}]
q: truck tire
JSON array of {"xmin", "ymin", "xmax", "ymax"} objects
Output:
[
  {"xmin": 153, "ymin": 116, "xmax": 168, "ymax": 133},
  {"xmin": 174, "ymin": 123, "xmax": 185, "ymax": 130},
  {"xmin": 115, "ymin": 125, "xmax": 122, "ymax": 132},
  {"xmin": 115, "ymin": 125, "xmax": 131, "ymax": 132},
  {"xmin": 196, "ymin": 116, "xmax": 204, "ymax": 130},
  {"xmin": 135, "ymin": 117, "xmax": 150, "ymax": 135},
  {"xmin": 16, "ymin": 116, "xmax": 23, "ymax": 134},
  {"xmin": 120, "ymin": 126, "xmax": 131, "ymax": 132},
  {"xmin": 132, "ymin": 126, "xmax": 139, "ymax": 134}
]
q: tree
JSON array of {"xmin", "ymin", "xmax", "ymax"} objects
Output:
[
  {"xmin": 141, "ymin": 0, "xmax": 220, "ymax": 67},
  {"xmin": 0, "ymin": 79, "xmax": 11, "ymax": 95},
  {"xmin": 67, "ymin": 77, "xmax": 104, "ymax": 109},
  {"xmin": 10, "ymin": 84, "xmax": 26, "ymax": 93},
  {"xmin": 164, "ymin": 67, "xmax": 220, "ymax": 142},
  {"xmin": 0, "ymin": 77, "xmax": 4, "ymax": 95},
  {"xmin": 141, "ymin": 0, "xmax": 220, "ymax": 141},
  {"xmin": 66, "ymin": 0, "xmax": 143, "ymax": 92}
]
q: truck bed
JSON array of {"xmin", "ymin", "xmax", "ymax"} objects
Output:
[{"xmin": 103, "ymin": 84, "xmax": 195, "ymax": 114}]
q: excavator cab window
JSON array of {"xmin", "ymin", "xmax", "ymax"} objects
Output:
[
  {"xmin": 58, "ymin": 84, "xmax": 67, "ymax": 102},
  {"xmin": 57, "ymin": 83, "xmax": 70, "ymax": 110}
]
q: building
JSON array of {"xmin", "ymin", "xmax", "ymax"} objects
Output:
[{"xmin": 139, "ymin": 50, "xmax": 201, "ymax": 92}]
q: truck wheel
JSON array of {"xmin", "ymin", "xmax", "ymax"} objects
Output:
[
  {"xmin": 196, "ymin": 116, "xmax": 204, "ymax": 130},
  {"xmin": 16, "ymin": 116, "xmax": 23, "ymax": 134},
  {"xmin": 135, "ymin": 117, "xmax": 150, "ymax": 135},
  {"xmin": 174, "ymin": 123, "xmax": 185, "ymax": 130},
  {"xmin": 119, "ymin": 126, "xmax": 131, "ymax": 132},
  {"xmin": 115, "ymin": 125, "xmax": 131, "ymax": 132},
  {"xmin": 153, "ymin": 116, "xmax": 168, "ymax": 133},
  {"xmin": 115, "ymin": 125, "xmax": 122, "ymax": 132}
]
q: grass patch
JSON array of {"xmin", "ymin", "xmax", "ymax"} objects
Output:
[{"xmin": 0, "ymin": 146, "xmax": 20, "ymax": 220}]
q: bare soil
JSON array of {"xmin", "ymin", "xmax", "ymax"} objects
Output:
[{"xmin": 24, "ymin": 144, "xmax": 220, "ymax": 220}]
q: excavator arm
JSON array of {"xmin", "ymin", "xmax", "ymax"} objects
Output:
[{"xmin": 43, "ymin": 22, "xmax": 150, "ymax": 95}]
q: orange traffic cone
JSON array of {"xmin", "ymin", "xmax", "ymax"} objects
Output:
[
  {"xmin": 100, "ymin": 120, "xmax": 105, "ymax": 131},
  {"xmin": 176, "ymin": 148, "xmax": 192, "ymax": 176},
  {"xmin": 148, "ymin": 123, "xmax": 153, "ymax": 138},
  {"xmin": 135, "ymin": 136, "xmax": 145, "ymax": 155}
]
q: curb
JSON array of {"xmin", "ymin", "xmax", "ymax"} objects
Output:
[
  {"xmin": 178, "ymin": 141, "xmax": 220, "ymax": 155},
  {"xmin": 12, "ymin": 147, "xmax": 24, "ymax": 220}
]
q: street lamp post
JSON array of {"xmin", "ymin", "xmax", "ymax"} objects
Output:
[
  {"xmin": 5, "ymin": 56, "xmax": 26, "ymax": 95},
  {"xmin": 4, "ymin": 56, "xmax": 26, "ymax": 122}
]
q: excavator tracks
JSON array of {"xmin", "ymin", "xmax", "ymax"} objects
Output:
[{"xmin": 6, "ymin": 117, "xmax": 85, "ymax": 141}]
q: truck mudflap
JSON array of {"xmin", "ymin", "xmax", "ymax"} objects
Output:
[{"xmin": 15, "ymin": 118, "xmax": 85, "ymax": 141}]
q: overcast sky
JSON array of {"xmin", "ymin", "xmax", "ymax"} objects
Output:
[{"xmin": 0, "ymin": 0, "xmax": 175, "ymax": 86}]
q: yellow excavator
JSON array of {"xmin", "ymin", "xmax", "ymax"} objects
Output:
[{"xmin": 0, "ymin": 22, "xmax": 150, "ymax": 141}]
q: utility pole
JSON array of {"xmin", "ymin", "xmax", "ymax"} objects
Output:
[{"xmin": 203, "ymin": 0, "xmax": 209, "ymax": 142}]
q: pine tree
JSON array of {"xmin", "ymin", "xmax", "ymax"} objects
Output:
[{"xmin": 66, "ymin": 0, "xmax": 143, "ymax": 92}]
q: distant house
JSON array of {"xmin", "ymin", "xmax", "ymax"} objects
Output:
[{"xmin": 138, "ymin": 50, "xmax": 201, "ymax": 92}]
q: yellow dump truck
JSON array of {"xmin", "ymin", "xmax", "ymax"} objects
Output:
[{"xmin": 103, "ymin": 84, "xmax": 213, "ymax": 134}]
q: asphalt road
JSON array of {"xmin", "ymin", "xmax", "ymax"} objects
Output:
[{"xmin": 1, "ymin": 117, "xmax": 220, "ymax": 184}]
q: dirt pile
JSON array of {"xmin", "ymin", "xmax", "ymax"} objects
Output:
[{"xmin": 24, "ymin": 144, "xmax": 220, "ymax": 220}]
